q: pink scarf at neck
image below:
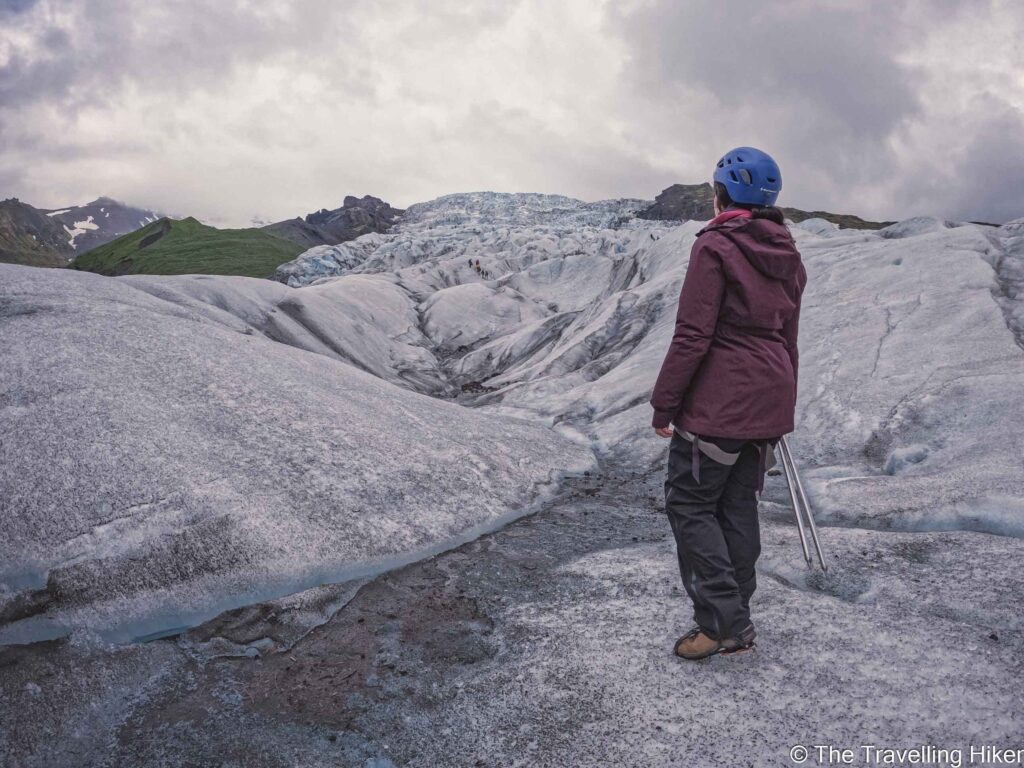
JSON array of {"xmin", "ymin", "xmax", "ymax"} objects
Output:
[{"xmin": 707, "ymin": 208, "xmax": 752, "ymax": 227}]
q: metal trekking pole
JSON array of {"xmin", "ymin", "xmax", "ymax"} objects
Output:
[
  {"xmin": 778, "ymin": 435, "xmax": 828, "ymax": 572},
  {"xmin": 778, "ymin": 437, "xmax": 812, "ymax": 567}
]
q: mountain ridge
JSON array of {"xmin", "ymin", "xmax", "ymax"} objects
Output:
[
  {"xmin": 42, "ymin": 196, "xmax": 164, "ymax": 252},
  {"xmin": 7, "ymin": 185, "xmax": 904, "ymax": 274},
  {"xmin": 262, "ymin": 194, "xmax": 404, "ymax": 248},
  {"xmin": 0, "ymin": 197, "xmax": 73, "ymax": 267},
  {"xmin": 71, "ymin": 216, "xmax": 304, "ymax": 277},
  {"xmin": 638, "ymin": 182, "xmax": 896, "ymax": 229},
  {"xmin": 0, "ymin": 195, "xmax": 165, "ymax": 267}
]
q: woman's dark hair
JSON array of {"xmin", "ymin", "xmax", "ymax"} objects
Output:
[{"xmin": 713, "ymin": 181, "xmax": 786, "ymax": 225}]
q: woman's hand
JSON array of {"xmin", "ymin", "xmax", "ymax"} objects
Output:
[{"xmin": 655, "ymin": 427, "xmax": 674, "ymax": 438}]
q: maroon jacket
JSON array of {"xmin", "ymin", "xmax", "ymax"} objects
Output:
[{"xmin": 650, "ymin": 210, "xmax": 806, "ymax": 439}]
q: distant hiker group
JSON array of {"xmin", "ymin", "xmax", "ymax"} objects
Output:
[{"xmin": 468, "ymin": 258, "xmax": 490, "ymax": 279}]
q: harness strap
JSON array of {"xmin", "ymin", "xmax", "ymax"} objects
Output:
[
  {"xmin": 677, "ymin": 429, "xmax": 779, "ymax": 494},
  {"xmin": 757, "ymin": 442, "xmax": 767, "ymax": 495},
  {"xmin": 678, "ymin": 430, "xmax": 743, "ymax": 484},
  {"xmin": 756, "ymin": 440, "xmax": 780, "ymax": 496}
]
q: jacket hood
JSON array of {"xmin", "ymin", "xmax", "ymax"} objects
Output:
[{"xmin": 702, "ymin": 217, "xmax": 801, "ymax": 280}]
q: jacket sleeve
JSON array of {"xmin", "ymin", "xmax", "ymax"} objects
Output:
[
  {"xmin": 650, "ymin": 237, "xmax": 726, "ymax": 428},
  {"xmin": 781, "ymin": 261, "xmax": 806, "ymax": 402}
]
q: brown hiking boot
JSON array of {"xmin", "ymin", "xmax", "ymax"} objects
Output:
[{"xmin": 673, "ymin": 624, "xmax": 756, "ymax": 660}]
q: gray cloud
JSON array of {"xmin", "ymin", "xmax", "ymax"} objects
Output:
[
  {"xmin": 611, "ymin": 0, "xmax": 918, "ymax": 213},
  {"xmin": 900, "ymin": 95, "xmax": 1024, "ymax": 224},
  {"xmin": 0, "ymin": 0, "xmax": 37, "ymax": 14},
  {"xmin": 0, "ymin": 0, "xmax": 1021, "ymax": 224},
  {"xmin": 616, "ymin": 1, "xmax": 922, "ymax": 144},
  {"xmin": 609, "ymin": 0, "xmax": 1024, "ymax": 222}
]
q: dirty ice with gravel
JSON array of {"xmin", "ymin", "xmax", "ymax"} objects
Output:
[{"xmin": 1, "ymin": 192, "xmax": 1022, "ymax": 766}]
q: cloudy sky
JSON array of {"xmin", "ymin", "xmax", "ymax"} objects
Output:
[{"xmin": 1, "ymin": 0, "xmax": 1022, "ymax": 226}]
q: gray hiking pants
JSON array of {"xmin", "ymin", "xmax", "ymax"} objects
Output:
[{"xmin": 664, "ymin": 430, "xmax": 773, "ymax": 640}]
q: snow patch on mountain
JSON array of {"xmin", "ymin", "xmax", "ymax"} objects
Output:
[
  {"xmin": 61, "ymin": 216, "xmax": 100, "ymax": 248},
  {"xmin": 44, "ymin": 197, "xmax": 163, "ymax": 254}
]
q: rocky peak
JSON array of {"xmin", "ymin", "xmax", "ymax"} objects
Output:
[
  {"xmin": 637, "ymin": 183, "xmax": 715, "ymax": 222},
  {"xmin": 265, "ymin": 195, "xmax": 405, "ymax": 249}
]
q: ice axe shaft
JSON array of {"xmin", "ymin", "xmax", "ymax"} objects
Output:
[
  {"xmin": 778, "ymin": 437, "xmax": 812, "ymax": 566},
  {"xmin": 779, "ymin": 435, "xmax": 827, "ymax": 571}
]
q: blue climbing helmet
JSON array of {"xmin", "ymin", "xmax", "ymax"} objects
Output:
[{"xmin": 713, "ymin": 146, "xmax": 782, "ymax": 207}]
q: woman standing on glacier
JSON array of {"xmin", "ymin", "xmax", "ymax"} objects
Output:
[{"xmin": 651, "ymin": 147, "xmax": 805, "ymax": 660}]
